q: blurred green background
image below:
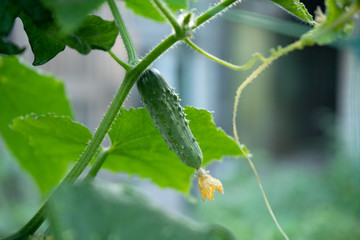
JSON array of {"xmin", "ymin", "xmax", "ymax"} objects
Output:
[{"xmin": 1, "ymin": 0, "xmax": 360, "ymax": 239}]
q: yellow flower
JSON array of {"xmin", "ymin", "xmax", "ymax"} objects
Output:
[{"xmin": 196, "ymin": 168, "xmax": 224, "ymax": 201}]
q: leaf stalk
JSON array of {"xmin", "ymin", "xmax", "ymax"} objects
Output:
[{"xmin": 107, "ymin": 0, "xmax": 138, "ymax": 65}]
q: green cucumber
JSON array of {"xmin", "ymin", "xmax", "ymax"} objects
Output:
[{"xmin": 137, "ymin": 68, "xmax": 203, "ymax": 169}]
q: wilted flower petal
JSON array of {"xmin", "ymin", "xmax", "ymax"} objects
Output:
[{"xmin": 196, "ymin": 168, "xmax": 223, "ymax": 201}]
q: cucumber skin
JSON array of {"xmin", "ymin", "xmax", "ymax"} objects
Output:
[{"xmin": 137, "ymin": 68, "xmax": 203, "ymax": 169}]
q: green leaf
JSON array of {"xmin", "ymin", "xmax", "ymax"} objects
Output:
[
  {"xmin": 0, "ymin": 0, "xmax": 24, "ymax": 55},
  {"xmin": 64, "ymin": 15, "xmax": 119, "ymax": 54},
  {"xmin": 20, "ymin": 13, "xmax": 118, "ymax": 65},
  {"xmin": 20, "ymin": 13, "xmax": 66, "ymax": 66},
  {"xmin": 0, "ymin": 56, "xmax": 73, "ymax": 192},
  {"xmin": 269, "ymin": 0, "xmax": 314, "ymax": 24},
  {"xmin": 302, "ymin": 0, "xmax": 358, "ymax": 45},
  {"xmin": 122, "ymin": 0, "xmax": 189, "ymax": 22},
  {"xmin": 104, "ymin": 107, "xmax": 243, "ymax": 193},
  {"xmin": 0, "ymin": 39, "xmax": 25, "ymax": 55},
  {"xmin": 48, "ymin": 183, "xmax": 235, "ymax": 240},
  {"xmin": 40, "ymin": 0, "xmax": 106, "ymax": 34},
  {"xmin": 0, "ymin": 0, "xmax": 21, "ymax": 35},
  {"xmin": 12, "ymin": 114, "xmax": 92, "ymax": 192},
  {"xmin": 16, "ymin": 0, "xmax": 53, "ymax": 25}
]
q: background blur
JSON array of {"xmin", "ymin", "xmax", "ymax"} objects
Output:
[{"xmin": 1, "ymin": 0, "xmax": 360, "ymax": 239}]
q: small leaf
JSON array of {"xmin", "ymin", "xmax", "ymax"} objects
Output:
[
  {"xmin": 269, "ymin": 0, "xmax": 314, "ymax": 24},
  {"xmin": 104, "ymin": 107, "xmax": 244, "ymax": 193},
  {"xmin": 40, "ymin": 0, "xmax": 107, "ymax": 34},
  {"xmin": 12, "ymin": 114, "xmax": 92, "ymax": 192},
  {"xmin": 48, "ymin": 183, "xmax": 235, "ymax": 240},
  {"xmin": 0, "ymin": 0, "xmax": 21, "ymax": 35},
  {"xmin": 122, "ymin": 0, "xmax": 189, "ymax": 22},
  {"xmin": 64, "ymin": 15, "xmax": 118, "ymax": 54},
  {"xmin": 0, "ymin": 56, "xmax": 73, "ymax": 192},
  {"xmin": 20, "ymin": 13, "xmax": 66, "ymax": 66},
  {"xmin": 302, "ymin": 0, "xmax": 357, "ymax": 45},
  {"xmin": 0, "ymin": 39, "xmax": 25, "ymax": 55},
  {"xmin": 0, "ymin": 0, "xmax": 24, "ymax": 55},
  {"xmin": 20, "ymin": 13, "xmax": 118, "ymax": 65},
  {"xmin": 16, "ymin": 0, "xmax": 53, "ymax": 25}
]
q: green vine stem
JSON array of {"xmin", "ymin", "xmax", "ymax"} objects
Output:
[
  {"xmin": 108, "ymin": 50, "xmax": 133, "ymax": 71},
  {"xmin": 1, "ymin": 1, "xmax": 239, "ymax": 239},
  {"xmin": 185, "ymin": 38, "xmax": 267, "ymax": 70},
  {"xmin": 107, "ymin": 0, "xmax": 138, "ymax": 65},
  {"xmin": 151, "ymin": 0, "xmax": 183, "ymax": 38},
  {"xmin": 195, "ymin": 0, "xmax": 238, "ymax": 27}
]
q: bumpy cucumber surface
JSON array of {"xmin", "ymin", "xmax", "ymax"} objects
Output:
[{"xmin": 137, "ymin": 68, "xmax": 203, "ymax": 169}]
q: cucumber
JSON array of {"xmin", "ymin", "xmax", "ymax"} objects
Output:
[{"xmin": 137, "ymin": 68, "xmax": 203, "ymax": 169}]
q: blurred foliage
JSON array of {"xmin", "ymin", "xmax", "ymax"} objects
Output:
[
  {"xmin": 121, "ymin": 0, "xmax": 189, "ymax": 22},
  {"xmin": 0, "ymin": 56, "xmax": 73, "ymax": 193},
  {"xmin": 0, "ymin": 141, "xmax": 40, "ymax": 236},
  {"xmin": 48, "ymin": 182, "xmax": 234, "ymax": 240},
  {"xmin": 190, "ymin": 151, "xmax": 360, "ymax": 239}
]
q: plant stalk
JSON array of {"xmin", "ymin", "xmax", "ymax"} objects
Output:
[
  {"xmin": 108, "ymin": 51, "xmax": 132, "ymax": 71},
  {"xmin": 107, "ymin": 0, "xmax": 138, "ymax": 64},
  {"xmin": 195, "ymin": 0, "xmax": 238, "ymax": 27}
]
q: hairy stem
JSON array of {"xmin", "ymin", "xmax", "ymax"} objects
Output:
[
  {"xmin": 107, "ymin": 0, "xmax": 138, "ymax": 64},
  {"xmin": 185, "ymin": 38, "xmax": 267, "ymax": 70},
  {"xmin": 195, "ymin": 0, "xmax": 238, "ymax": 27},
  {"xmin": 151, "ymin": 0, "xmax": 182, "ymax": 37},
  {"xmin": 1, "ymin": 1, "xmax": 237, "ymax": 239}
]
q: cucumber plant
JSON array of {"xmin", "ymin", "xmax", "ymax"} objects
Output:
[{"xmin": 0, "ymin": 0, "xmax": 359, "ymax": 239}]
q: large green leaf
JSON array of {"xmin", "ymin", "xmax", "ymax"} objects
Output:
[
  {"xmin": 41, "ymin": 0, "xmax": 106, "ymax": 34},
  {"xmin": 11, "ymin": 114, "xmax": 92, "ymax": 192},
  {"xmin": 269, "ymin": 0, "xmax": 314, "ymax": 24},
  {"xmin": 104, "ymin": 107, "xmax": 244, "ymax": 193},
  {"xmin": 0, "ymin": 56, "xmax": 73, "ymax": 192},
  {"xmin": 302, "ymin": 0, "xmax": 356, "ymax": 45},
  {"xmin": 122, "ymin": 0, "xmax": 189, "ymax": 22},
  {"xmin": 48, "ymin": 183, "xmax": 235, "ymax": 240}
]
